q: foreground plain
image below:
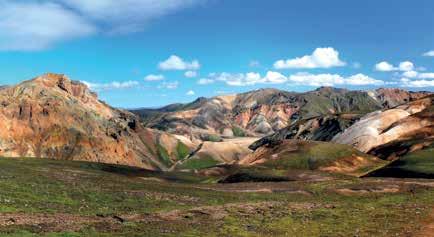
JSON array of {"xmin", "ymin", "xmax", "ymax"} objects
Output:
[{"xmin": 0, "ymin": 158, "xmax": 433, "ymax": 236}]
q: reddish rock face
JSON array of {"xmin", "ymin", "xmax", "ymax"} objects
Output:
[{"xmin": 0, "ymin": 74, "xmax": 188, "ymax": 170}]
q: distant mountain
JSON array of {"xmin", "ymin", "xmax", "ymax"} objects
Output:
[{"xmin": 132, "ymin": 87, "xmax": 431, "ymax": 140}]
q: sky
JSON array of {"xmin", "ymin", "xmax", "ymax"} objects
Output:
[{"xmin": 0, "ymin": 0, "xmax": 433, "ymax": 108}]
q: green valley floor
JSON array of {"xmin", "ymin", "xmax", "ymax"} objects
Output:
[{"xmin": 0, "ymin": 158, "xmax": 434, "ymax": 237}]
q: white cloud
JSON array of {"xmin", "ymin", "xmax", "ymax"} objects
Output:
[
  {"xmin": 83, "ymin": 80, "xmax": 140, "ymax": 91},
  {"xmin": 212, "ymin": 72, "xmax": 263, "ymax": 86},
  {"xmin": 419, "ymin": 73, "xmax": 434, "ymax": 79},
  {"xmin": 59, "ymin": 0, "xmax": 202, "ymax": 34},
  {"xmin": 400, "ymin": 78, "xmax": 434, "ymax": 87},
  {"xmin": 423, "ymin": 50, "xmax": 434, "ymax": 57},
  {"xmin": 0, "ymin": 0, "xmax": 202, "ymax": 51},
  {"xmin": 273, "ymin": 47, "xmax": 346, "ymax": 69},
  {"xmin": 399, "ymin": 61, "xmax": 414, "ymax": 71},
  {"xmin": 375, "ymin": 61, "xmax": 397, "ymax": 71},
  {"xmin": 375, "ymin": 61, "xmax": 416, "ymax": 72},
  {"xmin": 263, "ymin": 71, "xmax": 287, "ymax": 84},
  {"xmin": 288, "ymin": 72, "xmax": 383, "ymax": 87},
  {"xmin": 184, "ymin": 71, "xmax": 198, "ymax": 78},
  {"xmin": 0, "ymin": 1, "xmax": 96, "ymax": 51},
  {"xmin": 197, "ymin": 78, "xmax": 214, "ymax": 85},
  {"xmin": 158, "ymin": 55, "xmax": 200, "ymax": 71},
  {"xmin": 345, "ymin": 74, "xmax": 384, "ymax": 85},
  {"xmin": 186, "ymin": 90, "xmax": 195, "ymax": 96},
  {"xmin": 218, "ymin": 71, "xmax": 288, "ymax": 86},
  {"xmin": 402, "ymin": 70, "xmax": 418, "ymax": 78},
  {"xmin": 144, "ymin": 74, "xmax": 165, "ymax": 81},
  {"xmin": 400, "ymin": 71, "xmax": 434, "ymax": 79},
  {"xmin": 159, "ymin": 81, "xmax": 179, "ymax": 89}
]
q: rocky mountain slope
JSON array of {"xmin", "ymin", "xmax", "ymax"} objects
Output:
[
  {"xmin": 333, "ymin": 95, "xmax": 433, "ymax": 159},
  {"xmin": 132, "ymin": 87, "xmax": 430, "ymax": 140},
  {"xmin": 0, "ymin": 73, "xmax": 202, "ymax": 170}
]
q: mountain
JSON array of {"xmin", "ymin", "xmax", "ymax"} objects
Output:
[
  {"xmin": 135, "ymin": 86, "xmax": 431, "ymax": 142},
  {"xmin": 0, "ymin": 73, "xmax": 200, "ymax": 170},
  {"xmin": 250, "ymin": 88, "xmax": 431, "ymax": 150},
  {"xmin": 332, "ymin": 95, "xmax": 433, "ymax": 158},
  {"xmin": 131, "ymin": 87, "xmax": 383, "ymax": 140}
]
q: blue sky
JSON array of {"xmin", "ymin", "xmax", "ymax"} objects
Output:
[{"xmin": 0, "ymin": 0, "xmax": 433, "ymax": 108}]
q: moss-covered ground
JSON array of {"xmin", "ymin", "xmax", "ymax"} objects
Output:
[{"xmin": 0, "ymin": 157, "xmax": 433, "ymax": 236}]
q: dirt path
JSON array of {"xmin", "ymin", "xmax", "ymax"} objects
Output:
[{"xmin": 414, "ymin": 208, "xmax": 434, "ymax": 237}]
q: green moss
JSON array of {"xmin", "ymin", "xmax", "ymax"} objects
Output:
[
  {"xmin": 176, "ymin": 141, "xmax": 190, "ymax": 161},
  {"xmin": 391, "ymin": 148, "xmax": 434, "ymax": 175},
  {"xmin": 0, "ymin": 157, "xmax": 433, "ymax": 236},
  {"xmin": 203, "ymin": 134, "xmax": 222, "ymax": 142},
  {"xmin": 156, "ymin": 143, "xmax": 172, "ymax": 167},
  {"xmin": 232, "ymin": 126, "xmax": 246, "ymax": 137},
  {"xmin": 178, "ymin": 156, "xmax": 220, "ymax": 170}
]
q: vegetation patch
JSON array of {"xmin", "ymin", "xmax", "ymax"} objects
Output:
[
  {"xmin": 178, "ymin": 156, "xmax": 220, "ymax": 170},
  {"xmin": 176, "ymin": 141, "xmax": 190, "ymax": 161}
]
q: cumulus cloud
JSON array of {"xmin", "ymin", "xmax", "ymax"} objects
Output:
[
  {"xmin": 158, "ymin": 55, "xmax": 200, "ymax": 71},
  {"xmin": 206, "ymin": 71, "xmax": 288, "ymax": 86},
  {"xmin": 375, "ymin": 61, "xmax": 397, "ymax": 71},
  {"xmin": 401, "ymin": 71, "xmax": 434, "ymax": 79},
  {"xmin": 399, "ymin": 61, "xmax": 414, "ymax": 71},
  {"xmin": 375, "ymin": 61, "xmax": 416, "ymax": 72},
  {"xmin": 402, "ymin": 70, "xmax": 419, "ymax": 78},
  {"xmin": 206, "ymin": 72, "xmax": 265, "ymax": 86},
  {"xmin": 273, "ymin": 47, "xmax": 346, "ymax": 69},
  {"xmin": 420, "ymin": 73, "xmax": 434, "ymax": 79},
  {"xmin": 159, "ymin": 81, "xmax": 179, "ymax": 89},
  {"xmin": 184, "ymin": 71, "xmax": 198, "ymax": 78},
  {"xmin": 0, "ymin": 1, "xmax": 96, "ymax": 51},
  {"xmin": 144, "ymin": 74, "xmax": 165, "ymax": 81},
  {"xmin": 0, "ymin": 0, "xmax": 202, "ymax": 51},
  {"xmin": 423, "ymin": 50, "xmax": 434, "ymax": 57},
  {"xmin": 400, "ymin": 78, "xmax": 434, "ymax": 87},
  {"xmin": 82, "ymin": 80, "xmax": 140, "ymax": 91},
  {"xmin": 186, "ymin": 90, "xmax": 195, "ymax": 96},
  {"xmin": 288, "ymin": 73, "xmax": 383, "ymax": 87},
  {"xmin": 199, "ymin": 71, "xmax": 382, "ymax": 87}
]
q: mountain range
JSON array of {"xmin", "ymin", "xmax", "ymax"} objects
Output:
[{"xmin": 0, "ymin": 73, "xmax": 433, "ymax": 178}]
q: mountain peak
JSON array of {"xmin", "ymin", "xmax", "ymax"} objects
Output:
[
  {"xmin": 314, "ymin": 86, "xmax": 348, "ymax": 94},
  {"xmin": 27, "ymin": 73, "xmax": 97, "ymax": 101}
]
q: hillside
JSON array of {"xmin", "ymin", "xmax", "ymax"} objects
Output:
[
  {"xmin": 132, "ymin": 87, "xmax": 430, "ymax": 140},
  {"xmin": 239, "ymin": 140, "xmax": 386, "ymax": 178},
  {"xmin": 367, "ymin": 147, "xmax": 434, "ymax": 178}
]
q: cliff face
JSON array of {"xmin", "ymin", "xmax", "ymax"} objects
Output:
[{"xmin": 0, "ymin": 74, "xmax": 192, "ymax": 170}]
